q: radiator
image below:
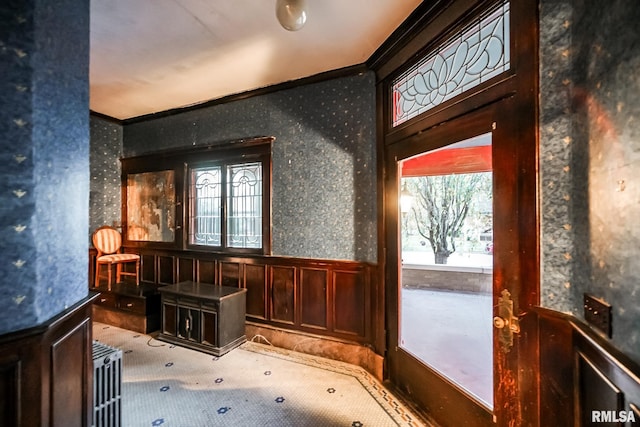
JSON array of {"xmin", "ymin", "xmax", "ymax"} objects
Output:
[{"xmin": 92, "ymin": 341, "xmax": 123, "ymax": 427}]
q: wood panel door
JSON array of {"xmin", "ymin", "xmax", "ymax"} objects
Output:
[{"xmin": 385, "ymin": 99, "xmax": 538, "ymax": 427}]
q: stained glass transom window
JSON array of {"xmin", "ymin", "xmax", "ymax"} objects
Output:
[{"xmin": 392, "ymin": 0, "xmax": 510, "ymax": 127}]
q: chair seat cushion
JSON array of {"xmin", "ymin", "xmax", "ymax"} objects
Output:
[{"xmin": 97, "ymin": 253, "xmax": 140, "ymax": 263}]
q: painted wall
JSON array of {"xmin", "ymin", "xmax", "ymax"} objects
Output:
[
  {"xmin": 0, "ymin": 0, "xmax": 90, "ymax": 335},
  {"xmin": 540, "ymin": 0, "xmax": 640, "ymax": 363},
  {"xmin": 123, "ymin": 72, "xmax": 377, "ymax": 263}
]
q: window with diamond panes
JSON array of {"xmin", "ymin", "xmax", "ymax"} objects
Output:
[{"xmin": 392, "ymin": 0, "xmax": 510, "ymax": 127}]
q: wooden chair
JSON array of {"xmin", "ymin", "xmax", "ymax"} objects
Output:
[{"xmin": 93, "ymin": 226, "xmax": 140, "ymax": 287}]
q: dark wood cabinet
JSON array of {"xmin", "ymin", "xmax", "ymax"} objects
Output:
[
  {"xmin": 92, "ymin": 283, "xmax": 161, "ymax": 333},
  {"xmin": 158, "ymin": 282, "xmax": 247, "ymax": 356}
]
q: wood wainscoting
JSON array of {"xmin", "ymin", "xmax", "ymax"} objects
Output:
[
  {"xmin": 90, "ymin": 248, "xmax": 381, "ymax": 370},
  {"xmin": 0, "ymin": 294, "xmax": 97, "ymax": 427},
  {"xmin": 534, "ymin": 307, "xmax": 640, "ymax": 426}
]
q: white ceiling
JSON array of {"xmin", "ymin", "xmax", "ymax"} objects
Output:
[{"xmin": 90, "ymin": 0, "xmax": 423, "ymax": 120}]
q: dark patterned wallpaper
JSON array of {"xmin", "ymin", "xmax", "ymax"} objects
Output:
[
  {"xmin": 540, "ymin": 0, "xmax": 640, "ymax": 363},
  {"xmin": 124, "ymin": 72, "xmax": 377, "ymax": 262},
  {"xmin": 90, "ymin": 116, "xmax": 123, "ymax": 237},
  {"xmin": 0, "ymin": 0, "xmax": 90, "ymax": 335}
]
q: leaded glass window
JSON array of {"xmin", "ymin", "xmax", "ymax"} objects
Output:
[
  {"xmin": 227, "ymin": 162, "xmax": 262, "ymax": 249},
  {"xmin": 189, "ymin": 166, "xmax": 222, "ymax": 246},
  {"xmin": 392, "ymin": 0, "xmax": 510, "ymax": 127},
  {"xmin": 188, "ymin": 161, "xmax": 263, "ymax": 250}
]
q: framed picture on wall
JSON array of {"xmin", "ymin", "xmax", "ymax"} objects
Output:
[{"xmin": 126, "ymin": 170, "xmax": 176, "ymax": 242}]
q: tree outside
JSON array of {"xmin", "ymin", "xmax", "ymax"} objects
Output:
[{"xmin": 402, "ymin": 172, "xmax": 492, "ymax": 265}]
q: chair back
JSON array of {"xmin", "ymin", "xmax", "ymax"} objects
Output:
[{"xmin": 93, "ymin": 226, "xmax": 123, "ymax": 255}]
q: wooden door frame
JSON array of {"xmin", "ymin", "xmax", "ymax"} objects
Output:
[
  {"xmin": 386, "ymin": 104, "xmax": 501, "ymax": 426},
  {"xmin": 370, "ymin": 0, "xmax": 539, "ymax": 425}
]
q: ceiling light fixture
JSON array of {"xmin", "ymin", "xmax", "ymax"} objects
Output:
[{"xmin": 276, "ymin": 0, "xmax": 308, "ymax": 31}]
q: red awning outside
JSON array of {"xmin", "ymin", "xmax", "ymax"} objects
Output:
[{"xmin": 401, "ymin": 145, "xmax": 492, "ymax": 177}]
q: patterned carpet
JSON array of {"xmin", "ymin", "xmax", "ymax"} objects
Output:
[{"xmin": 93, "ymin": 323, "xmax": 428, "ymax": 427}]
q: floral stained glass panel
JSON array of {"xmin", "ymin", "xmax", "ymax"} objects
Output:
[{"xmin": 392, "ymin": 1, "xmax": 510, "ymax": 127}]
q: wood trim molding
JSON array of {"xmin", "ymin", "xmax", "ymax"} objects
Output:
[
  {"xmin": 0, "ymin": 294, "xmax": 98, "ymax": 427},
  {"xmin": 533, "ymin": 307, "xmax": 640, "ymax": 426}
]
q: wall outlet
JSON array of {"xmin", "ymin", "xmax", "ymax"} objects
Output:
[{"xmin": 584, "ymin": 293, "xmax": 612, "ymax": 338}]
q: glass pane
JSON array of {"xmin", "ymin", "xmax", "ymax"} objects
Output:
[
  {"xmin": 126, "ymin": 170, "xmax": 175, "ymax": 242},
  {"xmin": 399, "ymin": 133, "xmax": 493, "ymax": 409},
  {"xmin": 189, "ymin": 166, "xmax": 222, "ymax": 246},
  {"xmin": 227, "ymin": 162, "xmax": 262, "ymax": 249},
  {"xmin": 392, "ymin": 0, "xmax": 510, "ymax": 126}
]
